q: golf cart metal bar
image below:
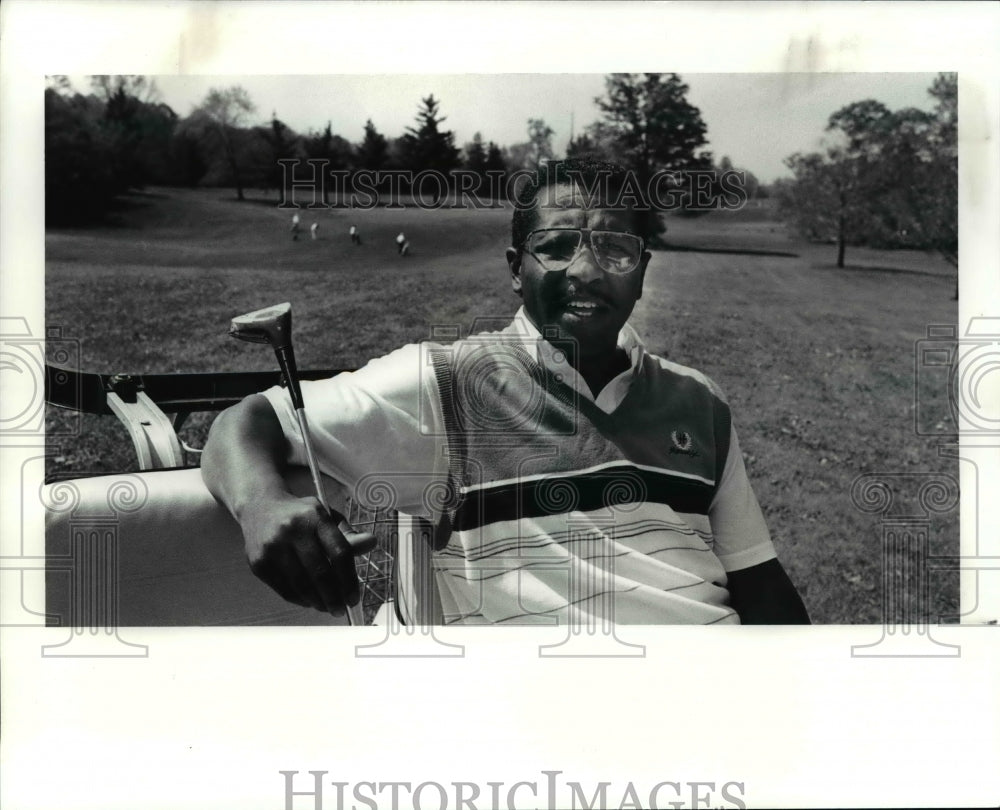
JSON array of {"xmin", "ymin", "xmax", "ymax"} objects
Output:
[
  {"xmin": 45, "ymin": 364, "xmax": 348, "ymax": 415},
  {"xmin": 45, "ymin": 364, "xmax": 352, "ymax": 471},
  {"xmin": 105, "ymin": 389, "xmax": 187, "ymax": 469}
]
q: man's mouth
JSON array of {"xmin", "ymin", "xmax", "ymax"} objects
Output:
[{"xmin": 560, "ymin": 297, "xmax": 606, "ymax": 317}]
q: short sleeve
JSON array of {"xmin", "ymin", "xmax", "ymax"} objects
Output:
[
  {"xmin": 259, "ymin": 343, "xmax": 449, "ymax": 519},
  {"xmin": 708, "ymin": 422, "xmax": 777, "ymax": 572}
]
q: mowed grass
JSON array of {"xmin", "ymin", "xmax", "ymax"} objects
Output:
[{"xmin": 46, "ymin": 188, "xmax": 959, "ymax": 623}]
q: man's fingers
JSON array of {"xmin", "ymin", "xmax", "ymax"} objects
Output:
[
  {"xmin": 280, "ymin": 547, "xmax": 334, "ymax": 613},
  {"xmin": 293, "ymin": 532, "xmax": 349, "ymax": 616},
  {"xmin": 248, "ymin": 555, "xmax": 311, "ymax": 609},
  {"xmin": 242, "ymin": 497, "xmax": 360, "ymax": 616},
  {"xmin": 316, "ymin": 519, "xmax": 361, "ymax": 608},
  {"xmin": 261, "ymin": 543, "xmax": 330, "ymax": 612}
]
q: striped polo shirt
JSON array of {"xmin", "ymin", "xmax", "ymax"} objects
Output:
[{"xmin": 262, "ymin": 310, "xmax": 776, "ymax": 625}]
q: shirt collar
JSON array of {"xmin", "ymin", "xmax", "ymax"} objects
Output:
[{"xmin": 504, "ymin": 306, "xmax": 646, "ymax": 377}]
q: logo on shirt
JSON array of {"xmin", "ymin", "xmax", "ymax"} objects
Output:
[{"xmin": 669, "ymin": 429, "xmax": 699, "ymax": 456}]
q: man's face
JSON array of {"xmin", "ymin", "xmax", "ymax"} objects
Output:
[{"xmin": 506, "ymin": 183, "xmax": 649, "ymax": 354}]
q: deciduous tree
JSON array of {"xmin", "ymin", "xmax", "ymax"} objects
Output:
[
  {"xmin": 187, "ymin": 85, "xmax": 257, "ymax": 200},
  {"xmin": 526, "ymin": 118, "xmax": 555, "ymax": 169},
  {"xmin": 778, "ymin": 74, "xmax": 957, "ymax": 273},
  {"xmin": 45, "ymin": 89, "xmax": 117, "ymax": 225}
]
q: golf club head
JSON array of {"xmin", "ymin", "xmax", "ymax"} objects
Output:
[{"xmin": 229, "ymin": 302, "xmax": 292, "ymax": 349}]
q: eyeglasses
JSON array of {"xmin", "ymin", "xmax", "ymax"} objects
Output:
[{"xmin": 521, "ymin": 228, "xmax": 645, "ymax": 275}]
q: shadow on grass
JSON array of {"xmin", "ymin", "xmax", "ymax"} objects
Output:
[
  {"xmin": 813, "ymin": 262, "xmax": 953, "ymax": 279},
  {"xmin": 231, "ymin": 196, "xmax": 409, "ymax": 209},
  {"xmin": 73, "ymin": 189, "xmax": 193, "ymax": 229},
  {"xmin": 659, "ymin": 242, "xmax": 799, "ymax": 259},
  {"xmin": 119, "ymin": 189, "xmax": 173, "ymax": 201},
  {"xmin": 231, "ymin": 195, "xmax": 295, "ymax": 207},
  {"xmin": 229, "ymin": 194, "xmax": 510, "ymax": 210}
]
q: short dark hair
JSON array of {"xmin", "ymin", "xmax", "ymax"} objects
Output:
[{"xmin": 510, "ymin": 158, "xmax": 641, "ymax": 250}]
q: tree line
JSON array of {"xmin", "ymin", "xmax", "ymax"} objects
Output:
[
  {"xmin": 47, "ymin": 72, "xmax": 954, "ymax": 269},
  {"xmin": 44, "ymin": 73, "xmax": 742, "ymax": 235},
  {"xmin": 775, "ymin": 73, "xmax": 957, "ymax": 269}
]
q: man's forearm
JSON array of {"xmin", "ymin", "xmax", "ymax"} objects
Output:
[
  {"xmin": 200, "ymin": 394, "xmax": 293, "ymax": 521},
  {"xmin": 201, "ymin": 394, "xmax": 361, "ymax": 614}
]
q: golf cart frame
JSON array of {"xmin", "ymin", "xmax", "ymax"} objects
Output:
[{"xmin": 43, "ymin": 363, "xmax": 424, "ymax": 627}]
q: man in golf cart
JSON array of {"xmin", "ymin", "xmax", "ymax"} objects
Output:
[{"xmin": 202, "ymin": 159, "xmax": 809, "ymax": 625}]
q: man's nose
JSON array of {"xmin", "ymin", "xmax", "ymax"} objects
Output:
[{"xmin": 565, "ymin": 242, "xmax": 603, "ymax": 284}]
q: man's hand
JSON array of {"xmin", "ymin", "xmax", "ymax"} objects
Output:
[
  {"xmin": 727, "ymin": 558, "xmax": 810, "ymax": 624},
  {"xmin": 201, "ymin": 394, "xmax": 361, "ymax": 616},
  {"xmin": 239, "ymin": 494, "xmax": 360, "ymax": 615}
]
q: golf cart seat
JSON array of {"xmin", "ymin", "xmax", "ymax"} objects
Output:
[
  {"xmin": 43, "ymin": 466, "xmax": 394, "ymax": 626},
  {"xmin": 44, "ymin": 362, "xmax": 434, "ymax": 627}
]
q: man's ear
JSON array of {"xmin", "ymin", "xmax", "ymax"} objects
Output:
[{"xmin": 506, "ymin": 247, "xmax": 523, "ymax": 295}]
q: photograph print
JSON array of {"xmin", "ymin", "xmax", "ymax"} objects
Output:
[{"xmin": 41, "ymin": 71, "xmax": 960, "ymax": 629}]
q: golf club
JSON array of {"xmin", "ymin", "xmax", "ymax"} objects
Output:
[{"xmin": 230, "ymin": 302, "xmax": 374, "ymax": 626}]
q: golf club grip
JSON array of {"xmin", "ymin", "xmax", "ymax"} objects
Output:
[{"xmin": 341, "ymin": 525, "xmax": 377, "ymax": 556}]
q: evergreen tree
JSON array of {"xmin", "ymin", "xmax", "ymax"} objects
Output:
[
  {"xmin": 593, "ymin": 73, "xmax": 713, "ymax": 236},
  {"xmin": 566, "ymin": 132, "xmax": 608, "ymax": 162},
  {"xmin": 305, "ymin": 122, "xmax": 353, "ymax": 205},
  {"xmin": 484, "ymin": 141, "xmax": 506, "ymax": 173},
  {"xmin": 398, "ymin": 95, "xmax": 462, "ymax": 175},
  {"xmin": 484, "ymin": 141, "xmax": 507, "ymax": 199},
  {"xmin": 464, "ymin": 131, "xmax": 488, "ymax": 175},
  {"xmin": 259, "ymin": 113, "xmax": 299, "ymax": 198},
  {"xmin": 595, "ymin": 73, "xmax": 712, "ymax": 177},
  {"xmin": 356, "ymin": 118, "xmax": 389, "ymax": 171},
  {"xmin": 505, "ymin": 142, "xmax": 533, "ymax": 172}
]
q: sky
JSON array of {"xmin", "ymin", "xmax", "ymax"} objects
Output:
[{"xmin": 66, "ymin": 72, "xmax": 940, "ymax": 183}]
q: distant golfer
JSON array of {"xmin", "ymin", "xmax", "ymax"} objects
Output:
[
  {"xmin": 290, "ymin": 213, "xmax": 301, "ymax": 241},
  {"xmin": 310, "ymin": 222, "xmax": 319, "ymax": 241},
  {"xmin": 396, "ymin": 231, "xmax": 410, "ymax": 256},
  {"xmin": 350, "ymin": 225, "xmax": 361, "ymax": 246}
]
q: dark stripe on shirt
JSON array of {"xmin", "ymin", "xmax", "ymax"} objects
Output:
[{"xmin": 452, "ymin": 466, "xmax": 716, "ymax": 532}]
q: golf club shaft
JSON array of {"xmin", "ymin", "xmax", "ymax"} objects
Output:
[
  {"xmin": 289, "ymin": 382, "xmax": 366, "ymax": 627},
  {"xmin": 231, "ymin": 303, "xmax": 370, "ymax": 625}
]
